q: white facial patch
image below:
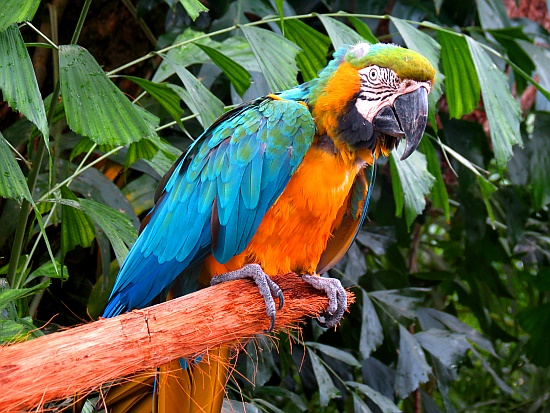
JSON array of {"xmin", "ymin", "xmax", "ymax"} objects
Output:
[
  {"xmin": 354, "ymin": 66, "xmax": 431, "ymax": 122},
  {"xmin": 355, "ymin": 66, "xmax": 400, "ymax": 121}
]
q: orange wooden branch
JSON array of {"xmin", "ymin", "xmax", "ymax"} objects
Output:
[{"xmin": 0, "ymin": 274, "xmax": 354, "ymax": 412}]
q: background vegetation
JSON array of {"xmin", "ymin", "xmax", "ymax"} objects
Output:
[{"xmin": 1, "ymin": 0, "xmax": 549, "ymax": 412}]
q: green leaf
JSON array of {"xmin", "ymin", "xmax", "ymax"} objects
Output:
[
  {"xmin": 348, "ymin": 16, "xmax": 378, "ymax": 44},
  {"xmin": 125, "ymin": 138, "xmax": 159, "ymax": 168},
  {"xmin": 415, "ymin": 329, "xmax": 471, "ymax": 367},
  {"xmin": 308, "ymin": 351, "xmax": 340, "ymax": 406},
  {"xmin": 26, "ymin": 260, "xmax": 68, "ymax": 284},
  {"xmin": 178, "ymin": 0, "xmax": 208, "ymax": 21},
  {"xmin": 70, "ymin": 137, "xmax": 112, "ymax": 162},
  {"xmin": 0, "ymin": 279, "xmax": 50, "ymax": 312},
  {"xmin": 418, "ymin": 308, "xmax": 497, "ymax": 357},
  {"xmin": 391, "ymin": 18, "xmax": 439, "ymax": 69},
  {"xmin": 274, "ymin": 0, "xmax": 285, "ymax": 34},
  {"xmin": 194, "ymin": 43, "xmax": 251, "ymax": 97},
  {"xmin": 0, "ymin": 132, "xmax": 33, "ymax": 203},
  {"xmin": 279, "ymin": 19, "xmax": 331, "ymax": 82},
  {"xmin": 123, "ymin": 76, "xmax": 184, "ymax": 127},
  {"xmin": 59, "ymin": 45, "xmax": 155, "ymax": 145},
  {"xmin": 351, "ymin": 393, "xmax": 373, "ymax": 413},
  {"xmin": 437, "ymin": 30, "xmax": 480, "ymax": 118},
  {"xmin": 143, "ymin": 138, "xmax": 182, "ymax": 176},
  {"xmin": 529, "ymin": 112, "xmax": 550, "ymax": 209},
  {"xmin": 0, "ymin": 317, "xmax": 43, "ymax": 343},
  {"xmin": 306, "ymin": 342, "xmax": 361, "ymax": 368},
  {"xmin": 165, "ymin": 57, "xmax": 224, "ymax": 128},
  {"xmin": 78, "ymin": 199, "xmax": 137, "ymax": 265},
  {"xmin": 518, "ymin": 41, "xmax": 550, "ymax": 101},
  {"xmin": 489, "ymin": 27, "xmax": 535, "ymax": 93},
  {"xmin": 419, "ymin": 138, "xmax": 450, "ymax": 221},
  {"xmin": 254, "ymin": 387, "xmax": 307, "ymax": 411},
  {"xmin": 390, "ymin": 18, "xmax": 444, "ymax": 117},
  {"xmin": 389, "ymin": 155, "xmax": 404, "ymax": 220},
  {"xmin": 317, "ymin": 14, "xmax": 363, "ymax": 50},
  {"xmin": 0, "ymin": 0, "xmax": 40, "ymax": 30},
  {"xmin": 477, "ymin": 175, "xmax": 497, "ymax": 227},
  {"xmin": 241, "ymin": 25, "xmax": 301, "ymax": 92},
  {"xmin": 0, "ymin": 25, "xmax": 48, "ymax": 139},
  {"xmin": 477, "ymin": 0, "xmax": 511, "ymax": 30},
  {"xmin": 67, "ymin": 159, "xmax": 139, "ymax": 229},
  {"xmin": 370, "ymin": 289, "xmax": 426, "ymax": 320},
  {"xmin": 360, "ymin": 290, "xmax": 383, "ymax": 359},
  {"xmin": 153, "ymin": 31, "xmax": 258, "ymax": 83},
  {"xmin": 390, "ymin": 145, "xmax": 435, "ymax": 228},
  {"xmin": 519, "ymin": 303, "xmax": 550, "ymax": 367},
  {"xmin": 347, "ymin": 382, "xmax": 400, "ymax": 413},
  {"xmin": 60, "ymin": 187, "xmax": 96, "ymax": 263},
  {"xmin": 395, "ymin": 325, "xmax": 432, "ymax": 398},
  {"xmin": 466, "ymin": 37, "xmax": 522, "ymax": 168}
]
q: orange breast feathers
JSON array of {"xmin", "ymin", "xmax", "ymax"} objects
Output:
[{"xmin": 204, "ymin": 143, "xmax": 368, "ymax": 278}]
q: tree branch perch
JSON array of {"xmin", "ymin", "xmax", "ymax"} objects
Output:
[{"xmin": 0, "ymin": 274, "xmax": 354, "ymax": 412}]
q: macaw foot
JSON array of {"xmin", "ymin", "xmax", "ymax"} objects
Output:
[
  {"xmin": 301, "ymin": 274, "xmax": 347, "ymax": 328},
  {"xmin": 210, "ymin": 264, "xmax": 284, "ymax": 332}
]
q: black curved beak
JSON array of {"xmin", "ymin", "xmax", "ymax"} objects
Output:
[{"xmin": 372, "ymin": 87, "xmax": 428, "ymax": 160}]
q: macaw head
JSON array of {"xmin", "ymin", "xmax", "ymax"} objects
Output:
[{"xmin": 309, "ymin": 42, "xmax": 435, "ymax": 160}]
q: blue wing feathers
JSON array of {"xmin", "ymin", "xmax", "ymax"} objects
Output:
[{"xmin": 103, "ymin": 96, "xmax": 315, "ymax": 317}]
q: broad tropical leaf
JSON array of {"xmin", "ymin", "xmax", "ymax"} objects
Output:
[
  {"xmin": 359, "ymin": 290, "xmax": 383, "ymax": 359},
  {"xmin": 317, "ymin": 15, "xmax": 363, "ymax": 50},
  {"xmin": 308, "ymin": 351, "xmax": 340, "ymax": 407},
  {"xmin": 395, "ymin": 325, "xmax": 432, "ymax": 398},
  {"xmin": 178, "ymin": 0, "xmax": 208, "ymax": 21},
  {"xmin": 348, "ymin": 16, "xmax": 378, "ymax": 44},
  {"xmin": 279, "ymin": 19, "xmax": 331, "ymax": 82},
  {"xmin": 436, "ymin": 29, "xmax": 480, "ymax": 119},
  {"xmin": 59, "ymin": 45, "xmax": 155, "ymax": 145},
  {"xmin": 420, "ymin": 138, "xmax": 450, "ymax": 221},
  {"xmin": 0, "ymin": 0, "xmax": 40, "ymax": 31},
  {"xmin": 390, "ymin": 144, "xmax": 435, "ymax": 228},
  {"xmin": 347, "ymin": 382, "xmax": 400, "ymax": 413},
  {"xmin": 124, "ymin": 76, "xmax": 184, "ymax": 127},
  {"xmin": 79, "ymin": 199, "xmax": 137, "ymax": 265},
  {"xmin": 194, "ymin": 43, "xmax": 251, "ymax": 97},
  {"xmin": 0, "ymin": 132, "xmax": 32, "ymax": 203},
  {"xmin": 0, "ymin": 25, "xmax": 48, "ymax": 139},
  {"xmin": 165, "ymin": 56, "xmax": 224, "ymax": 128},
  {"xmin": 306, "ymin": 342, "xmax": 361, "ymax": 368},
  {"xmin": 241, "ymin": 25, "xmax": 301, "ymax": 92},
  {"xmin": 60, "ymin": 187, "xmax": 96, "ymax": 263},
  {"xmin": 466, "ymin": 37, "xmax": 522, "ymax": 167}
]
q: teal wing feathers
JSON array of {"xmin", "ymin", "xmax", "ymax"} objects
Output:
[{"xmin": 103, "ymin": 96, "xmax": 315, "ymax": 316}]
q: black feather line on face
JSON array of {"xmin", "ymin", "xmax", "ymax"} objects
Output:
[{"xmin": 335, "ymin": 94, "xmax": 375, "ymax": 150}]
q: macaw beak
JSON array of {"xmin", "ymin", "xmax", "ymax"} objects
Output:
[{"xmin": 372, "ymin": 87, "xmax": 429, "ymax": 160}]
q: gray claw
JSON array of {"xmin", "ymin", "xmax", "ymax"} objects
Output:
[
  {"xmin": 211, "ymin": 263, "xmax": 284, "ymax": 332},
  {"xmin": 302, "ymin": 274, "xmax": 347, "ymax": 328}
]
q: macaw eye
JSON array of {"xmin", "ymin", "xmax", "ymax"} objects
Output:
[{"xmin": 369, "ymin": 68, "xmax": 378, "ymax": 80}]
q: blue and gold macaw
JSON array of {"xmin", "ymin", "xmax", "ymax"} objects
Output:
[{"xmin": 103, "ymin": 42, "xmax": 435, "ymax": 413}]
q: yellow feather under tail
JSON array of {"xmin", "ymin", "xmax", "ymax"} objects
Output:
[{"xmin": 104, "ymin": 347, "xmax": 231, "ymax": 413}]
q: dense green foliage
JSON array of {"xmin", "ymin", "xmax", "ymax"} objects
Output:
[{"xmin": 1, "ymin": 0, "xmax": 549, "ymax": 412}]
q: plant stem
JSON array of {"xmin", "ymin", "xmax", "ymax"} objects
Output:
[
  {"xmin": 7, "ymin": 137, "xmax": 47, "ymax": 289},
  {"xmin": 9, "ymin": 80, "xmax": 62, "ymax": 290},
  {"xmin": 70, "ymin": 0, "xmax": 91, "ymax": 45}
]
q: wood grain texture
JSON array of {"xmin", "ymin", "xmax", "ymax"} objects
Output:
[{"xmin": 0, "ymin": 274, "xmax": 354, "ymax": 412}]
